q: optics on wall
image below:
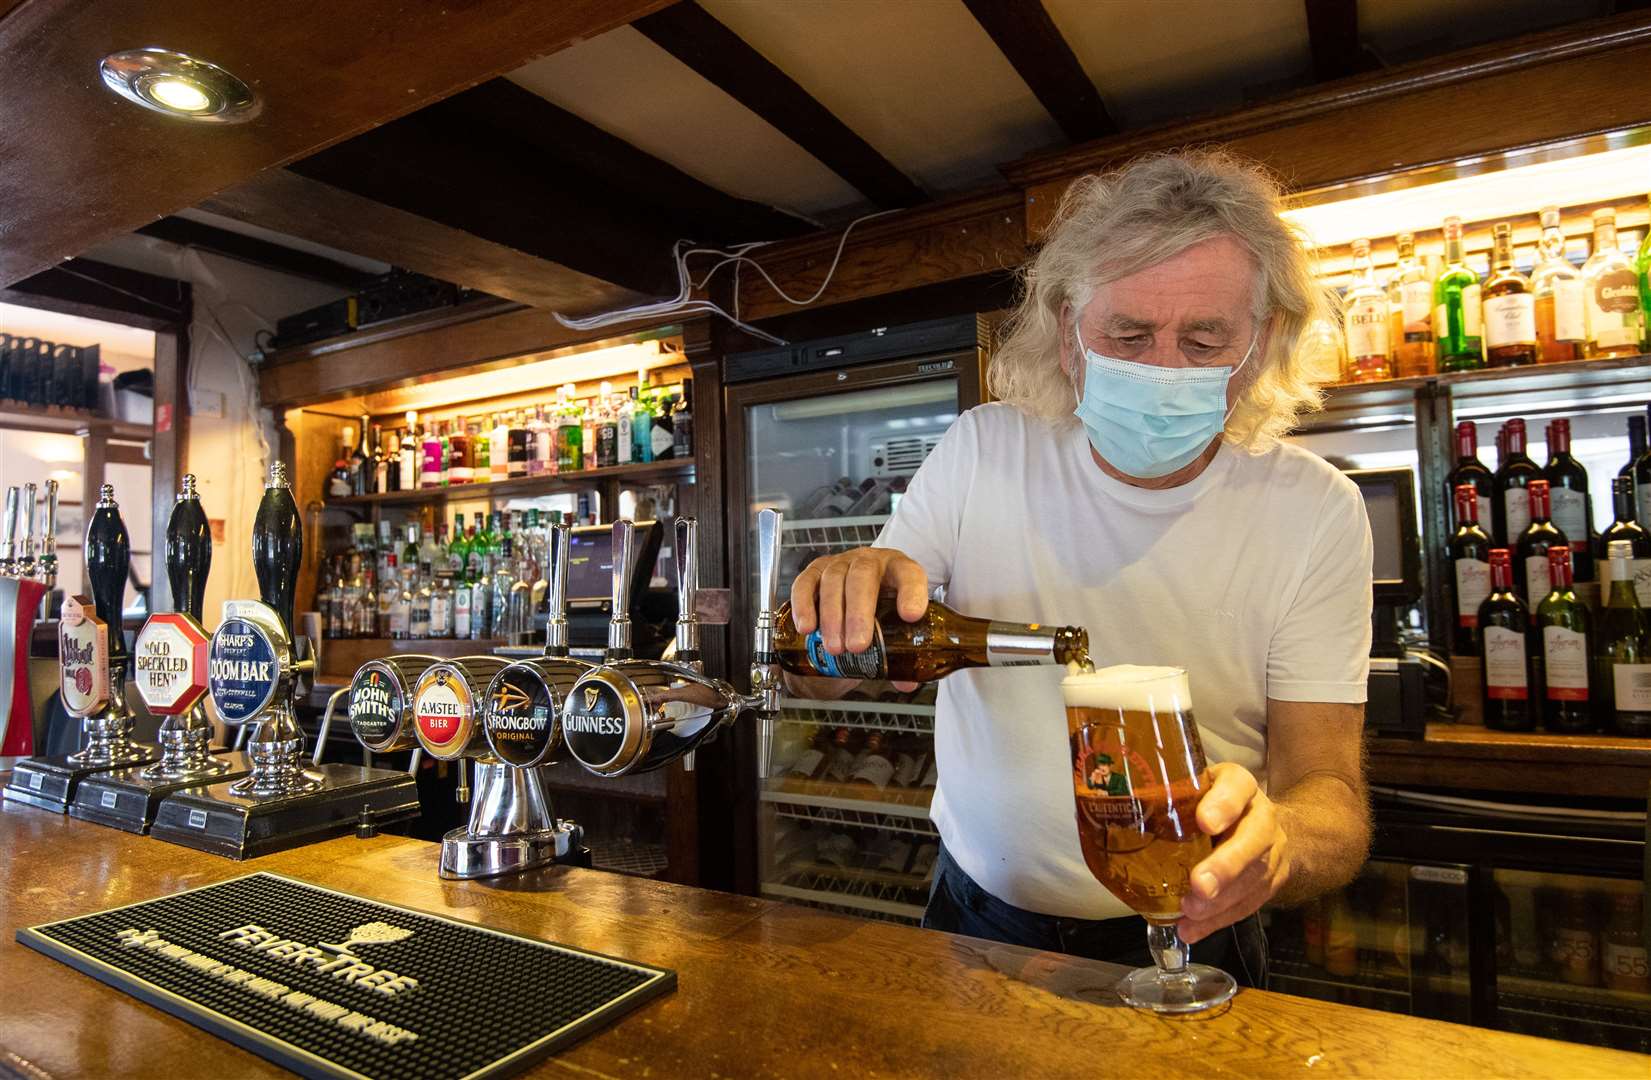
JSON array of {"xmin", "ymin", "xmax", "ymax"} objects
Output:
[{"xmin": 99, "ymin": 48, "xmax": 259, "ymax": 124}]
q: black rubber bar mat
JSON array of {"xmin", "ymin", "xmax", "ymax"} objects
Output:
[{"xmin": 17, "ymin": 871, "xmax": 675, "ymax": 1079}]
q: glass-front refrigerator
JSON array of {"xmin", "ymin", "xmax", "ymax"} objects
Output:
[{"xmin": 723, "ymin": 315, "xmax": 987, "ymax": 911}]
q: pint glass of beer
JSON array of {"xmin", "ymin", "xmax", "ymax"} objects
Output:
[{"xmin": 1065, "ymin": 664, "xmax": 1237, "ymax": 1012}]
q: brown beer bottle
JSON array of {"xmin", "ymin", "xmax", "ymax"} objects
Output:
[{"xmin": 773, "ymin": 596, "xmax": 1089, "ymax": 681}]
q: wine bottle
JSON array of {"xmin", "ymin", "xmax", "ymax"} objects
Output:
[
  {"xmin": 1635, "ymin": 406, "xmax": 1651, "ymax": 527},
  {"xmin": 1514, "ymin": 479, "xmax": 1567, "ymax": 612},
  {"xmin": 1596, "ymin": 540, "xmax": 1651, "ymax": 737},
  {"xmin": 1449, "ymin": 483, "xmax": 1492, "ymax": 655},
  {"xmin": 1621, "ymin": 414, "xmax": 1647, "ymax": 511},
  {"xmin": 1543, "ymin": 418, "xmax": 1592, "ymax": 581},
  {"xmin": 1478, "ymin": 548, "xmax": 1536, "ymax": 732},
  {"xmin": 1493, "ymin": 418, "xmax": 1542, "ymax": 546},
  {"xmin": 349, "ymin": 420, "xmax": 369, "ymax": 497},
  {"xmin": 1536, "ymin": 545, "xmax": 1593, "ymax": 733},
  {"xmin": 773, "ymin": 597, "xmax": 1088, "ymax": 681},
  {"xmin": 1598, "ymin": 475, "xmax": 1651, "ymax": 606},
  {"xmin": 1445, "ymin": 420, "xmax": 1494, "ymax": 535}
]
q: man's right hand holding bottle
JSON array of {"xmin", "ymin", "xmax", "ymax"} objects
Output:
[{"xmin": 785, "ymin": 546, "xmax": 930, "ymax": 696}]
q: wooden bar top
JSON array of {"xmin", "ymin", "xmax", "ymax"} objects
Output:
[{"xmin": 1, "ymin": 804, "xmax": 1644, "ymax": 1080}]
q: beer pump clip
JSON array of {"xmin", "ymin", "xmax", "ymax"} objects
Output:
[
  {"xmin": 4, "ymin": 485, "xmax": 156, "ymax": 813},
  {"xmin": 560, "ymin": 510, "xmax": 784, "ymax": 780},
  {"xmin": 0, "ymin": 483, "xmax": 51, "ymax": 761},
  {"xmin": 150, "ymin": 463, "xmax": 419, "ymax": 858},
  {"xmin": 71, "ymin": 475, "xmax": 253, "ymax": 834}
]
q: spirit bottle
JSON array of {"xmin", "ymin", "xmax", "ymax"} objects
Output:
[
  {"xmin": 1386, "ymin": 233, "xmax": 1434, "ymax": 377},
  {"xmin": 673, "ymin": 378, "xmax": 695, "ymax": 458},
  {"xmin": 1343, "ymin": 237, "xmax": 1391, "ymax": 381},
  {"xmin": 1434, "ymin": 216, "xmax": 1482, "ymax": 371},
  {"xmin": 1482, "ymin": 222, "xmax": 1537, "ymax": 367},
  {"xmin": 398, "ymin": 411, "xmax": 417, "ymax": 492},
  {"xmin": 1582, "ymin": 208, "xmax": 1642, "ymax": 359},
  {"xmin": 329, "ymin": 427, "xmax": 354, "ymax": 498},
  {"xmin": 1532, "ymin": 206, "xmax": 1585, "ymax": 364},
  {"xmin": 349, "ymin": 418, "xmax": 370, "ymax": 496}
]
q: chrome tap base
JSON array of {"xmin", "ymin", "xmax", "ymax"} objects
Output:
[
  {"xmin": 141, "ymin": 706, "xmax": 232, "ymax": 781},
  {"xmin": 65, "ymin": 704, "xmax": 152, "ymax": 769},
  {"xmin": 439, "ymin": 822, "xmax": 584, "ymax": 880},
  {"xmin": 228, "ymin": 705, "xmax": 323, "ymax": 798}
]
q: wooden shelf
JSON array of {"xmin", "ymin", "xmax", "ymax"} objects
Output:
[
  {"xmin": 1367, "ymin": 721, "xmax": 1651, "ymax": 799},
  {"xmin": 325, "ymin": 458, "xmax": 695, "ymax": 508},
  {"xmin": 1313, "ymin": 352, "xmax": 1651, "ymax": 423},
  {"xmin": 0, "ymin": 404, "xmax": 149, "ymax": 440}
]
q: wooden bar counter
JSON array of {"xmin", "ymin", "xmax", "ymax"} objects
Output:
[{"xmin": 1, "ymin": 804, "xmax": 1644, "ymax": 1079}]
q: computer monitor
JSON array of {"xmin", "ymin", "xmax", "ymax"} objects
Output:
[
  {"xmin": 564, "ymin": 520, "xmax": 664, "ymax": 609},
  {"xmin": 1344, "ymin": 467, "xmax": 1423, "ymax": 608}
]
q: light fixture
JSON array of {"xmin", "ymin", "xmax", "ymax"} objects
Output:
[{"xmin": 99, "ymin": 48, "xmax": 259, "ymax": 124}]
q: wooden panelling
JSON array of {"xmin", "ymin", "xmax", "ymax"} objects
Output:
[
  {"xmin": 149, "ymin": 323, "xmax": 187, "ymax": 614},
  {"xmin": 1369, "ymin": 723, "xmax": 1651, "ymax": 799},
  {"xmin": 202, "ymin": 171, "xmax": 646, "ymax": 316},
  {"xmin": 736, "ymin": 191, "xmax": 1026, "ymax": 323},
  {"xmin": 1, "ymin": 258, "xmax": 189, "ymax": 332},
  {"xmin": 961, "ymin": 0, "xmax": 1116, "ymax": 143},
  {"xmin": 1, "ymin": 813, "xmax": 1644, "ymax": 1080},
  {"xmin": 0, "ymin": 0, "xmax": 675, "ymax": 287},
  {"xmin": 136, "ymin": 216, "xmax": 374, "ymax": 291}
]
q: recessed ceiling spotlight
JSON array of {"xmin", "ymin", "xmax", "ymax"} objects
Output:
[{"xmin": 99, "ymin": 48, "xmax": 259, "ymax": 124}]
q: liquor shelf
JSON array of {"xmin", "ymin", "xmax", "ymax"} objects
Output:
[
  {"xmin": 0, "ymin": 403, "xmax": 152, "ymax": 440},
  {"xmin": 2, "ymin": 807, "xmax": 1642, "ymax": 1078},
  {"xmin": 323, "ymin": 457, "xmax": 694, "ymax": 507},
  {"xmin": 1314, "ymin": 351, "xmax": 1651, "ymax": 424}
]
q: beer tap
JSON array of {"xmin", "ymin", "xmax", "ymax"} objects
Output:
[
  {"xmin": 16, "ymin": 482, "xmax": 37, "ymax": 580},
  {"xmin": 155, "ymin": 461, "xmax": 420, "ymax": 858},
  {"xmin": 0, "ymin": 486, "xmax": 18, "ymax": 577},
  {"xmin": 561, "ymin": 509, "xmax": 784, "ymax": 778},
  {"xmin": 65, "ymin": 484, "xmax": 149, "ymax": 769},
  {"xmin": 37, "ymin": 479, "xmax": 59, "ymax": 592}
]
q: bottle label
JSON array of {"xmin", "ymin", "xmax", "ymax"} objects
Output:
[
  {"xmin": 1454, "ymin": 558, "xmax": 1490, "ymax": 626},
  {"xmin": 1345, "ymin": 300, "xmax": 1389, "ymax": 360},
  {"xmin": 1524, "ymin": 554, "xmax": 1552, "ymax": 608},
  {"xmin": 430, "ymin": 594, "xmax": 451, "ymax": 635},
  {"xmin": 786, "ymin": 748, "xmax": 824, "ymax": 779},
  {"xmin": 824, "ymin": 746, "xmax": 857, "ymax": 783},
  {"xmin": 1548, "ymin": 487, "xmax": 1588, "ymax": 543},
  {"xmin": 1402, "ymin": 280, "xmax": 1433, "ymax": 338},
  {"xmin": 389, "ymin": 605, "xmax": 409, "ymax": 635},
  {"xmin": 1476, "ymin": 494, "xmax": 1492, "ymax": 534},
  {"xmin": 1589, "ymin": 269, "xmax": 1639, "ymax": 346},
  {"xmin": 1636, "ymin": 485, "xmax": 1651, "ymax": 533},
  {"xmin": 454, "ymin": 592, "xmax": 471, "ymax": 638},
  {"xmin": 1612, "ymin": 663, "xmax": 1651, "ymax": 712},
  {"xmin": 804, "ymin": 627, "xmax": 886, "ymax": 680},
  {"xmin": 893, "ymin": 751, "xmax": 926, "ymax": 787},
  {"xmin": 1505, "ymin": 491, "xmax": 1532, "ymax": 541},
  {"xmin": 1461, "ymin": 284, "xmax": 1482, "ymax": 337},
  {"xmin": 1483, "ymin": 293, "xmax": 1536, "ymax": 347},
  {"xmin": 449, "ymin": 466, "xmax": 472, "ymax": 484},
  {"xmin": 1553, "ymin": 926, "xmax": 1598, "ymax": 970},
  {"xmin": 1483, "ymin": 626, "xmax": 1528, "ymax": 699},
  {"xmin": 617, "ymin": 416, "xmax": 633, "ymax": 464},
  {"xmin": 1604, "ymin": 941, "xmax": 1649, "ymax": 984},
  {"xmin": 1600, "ymin": 557, "xmax": 1651, "ymax": 607},
  {"xmin": 651, "ymin": 419, "xmax": 675, "ymax": 460},
  {"xmin": 1542, "ymin": 626, "xmax": 1589, "ymax": 700},
  {"xmin": 849, "ymin": 754, "xmax": 895, "ymax": 789},
  {"xmin": 1552, "ymin": 278, "xmax": 1586, "ymax": 341}
]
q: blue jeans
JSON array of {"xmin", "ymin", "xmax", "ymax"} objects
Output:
[{"xmin": 922, "ymin": 845, "xmax": 1268, "ymax": 988}]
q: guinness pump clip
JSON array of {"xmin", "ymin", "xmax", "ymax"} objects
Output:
[
  {"xmin": 408, "ymin": 518, "xmax": 589, "ymax": 880},
  {"xmin": 5, "ymin": 484, "xmax": 157, "ymax": 812},
  {"xmin": 71, "ymin": 475, "xmax": 253, "ymax": 832},
  {"xmin": 561, "ymin": 510, "xmax": 784, "ymax": 779},
  {"xmin": 151, "ymin": 463, "xmax": 418, "ymax": 858}
]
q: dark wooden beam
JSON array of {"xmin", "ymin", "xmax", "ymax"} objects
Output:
[
  {"xmin": 2, "ymin": 258, "xmax": 189, "ymax": 330},
  {"xmin": 200, "ymin": 170, "xmax": 648, "ymax": 316},
  {"xmin": 1305, "ymin": 0, "xmax": 1382, "ymax": 81},
  {"xmin": 634, "ymin": 2, "xmax": 926, "ymax": 209},
  {"xmin": 135, "ymin": 216, "xmax": 375, "ymax": 291},
  {"xmin": 0, "ymin": 0, "xmax": 676, "ymax": 287},
  {"xmin": 961, "ymin": 0, "xmax": 1116, "ymax": 143}
]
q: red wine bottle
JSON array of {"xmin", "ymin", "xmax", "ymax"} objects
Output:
[
  {"xmin": 1479, "ymin": 548, "xmax": 1536, "ymax": 732},
  {"xmin": 1543, "ymin": 418, "xmax": 1592, "ymax": 581},
  {"xmin": 1448, "ymin": 483, "xmax": 1492, "ymax": 656},
  {"xmin": 1493, "ymin": 419, "xmax": 1542, "ymax": 547},
  {"xmin": 1514, "ymin": 479, "xmax": 1567, "ymax": 614},
  {"xmin": 1445, "ymin": 420, "xmax": 1493, "ymax": 535}
]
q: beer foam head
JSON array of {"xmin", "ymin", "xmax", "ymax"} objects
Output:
[{"xmin": 1061, "ymin": 664, "xmax": 1190, "ymax": 711}]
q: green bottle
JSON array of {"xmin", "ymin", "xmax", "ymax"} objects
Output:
[
  {"xmin": 447, "ymin": 512, "xmax": 469, "ymax": 578},
  {"xmin": 1636, "ymin": 194, "xmax": 1651, "ymax": 352},
  {"xmin": 474, "ymin": 419, "xmax": 491, "ymax": 480},
  {"xmin": 464, "ymin": 513, "xmax": 486, "ymax": 582},
  {"xmin": 1434, "ymin": 215, "xmax": 1484, "ymax": 371},
  {"xmin": 488, "ymin": 510, "xmax": 506, "ymax": 568},
  {"xmin": 1597, "ymin": 539, "xmax": 1651, "ymax": 736},
  {"xmin": 1535, "ymin": 545, "xmax": 1592, "ymax": 734}
]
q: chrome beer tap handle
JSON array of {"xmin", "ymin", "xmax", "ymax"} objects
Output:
[
  {"xmin": 37, "ymin": 479, "xmax": 59, "ymax": 588},
  {"xmin": 0, "ymin": 486, "xmax": 18, "ymax": 577},
  {"xmin": 17, "ymin": 482, "xmax": 37, "ymax": 579},
  {"xmin": 606, "ymin": 518, "xmax": 635, "ymax": 661},
  {"xmin": 674, "ymin": 517, "xmax": 702, "ymax": 673},
  {"xmin": 750, "ymin": 507, "xmax": 784, "ymax": 714},
  {"xmin": 545, "ymin": 520, "xmax": 571, "ymax": 658}
]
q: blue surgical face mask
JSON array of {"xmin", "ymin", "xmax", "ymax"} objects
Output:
[{"xmin": 1072, "ymin": 325, "xmax": 1256, "ymax": 479}]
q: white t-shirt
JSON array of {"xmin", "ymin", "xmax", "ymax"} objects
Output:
[{"xmin": 876, "ymin": 403, "xmax": 1372, "ymax": 919}]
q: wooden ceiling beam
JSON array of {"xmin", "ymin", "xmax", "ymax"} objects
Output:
[
  {"xmin": 0, "ymin": 0, "xmax": 676, "ymax": 288},
  {"xmin": 2, "ymin": 257, "xmax": 189, "ymax": 331},
  {"xmin": 1304, "ymin": 0, "xmax": 1383, "ymax": 81},
  {"xmin": 633, "ymin": 1, "xmax": 927, "ymax": 209},
  {"xmin": 961, "ymin": 0, "xmax": 1116, "ymax": 144},
  {"xmin": 200, "ymin": 170, "xmax": 648, "ymax": 316},
  {"xmin": 135, "ymin": 216, "xmax": 375, "ymax": 291}
]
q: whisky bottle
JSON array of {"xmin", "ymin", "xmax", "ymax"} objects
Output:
[
  {"xmin": 1482, "ymin": 222, "xmax": 1537, "ymax": 367},
  {"xmin": 1342, "ymin": 237, "xmax": 1391, "ymax": 381},
  {"xmin": 1532, "ymin": 206, "xmax": 1585, "ymax": 363},
  {"xmin": 1434, "ymin": 216, "xmax": 1483, "ymax": 371},
  {"xmin": 1386, "ymin": 232, "xmax": 1434, "ymax": 377},
  {"xmin": 772, "ymin": 597, "xmax": 1089, "ymax": 681},
  {"xmin": 1582, "ymin": 208, "xmax": 1642, "ymax": 359}
]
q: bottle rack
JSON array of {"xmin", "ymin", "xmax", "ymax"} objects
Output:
[{"xmin": 324, "ymin": 458, "xmax": 694, "ymax": 508}]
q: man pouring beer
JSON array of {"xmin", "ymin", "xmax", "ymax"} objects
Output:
[{"xmin": 788, "ymin": 150, "xmax": 1372, "ymax": 984}]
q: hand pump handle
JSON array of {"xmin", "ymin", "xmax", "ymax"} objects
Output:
[
  {"xmin": 252, "ymin": 462, "xmax": 302, "ymax": 639},
  {"xmin": 38, "ymin": 479, "xmax": 59, "ymax": 586},
  {"xmin": 166, "ymin": 473, "xmax": 212, "ymax": 621},
  {"xmin": 19, "ymin": 482, "xmax": 37, "ymax": 569},
  {"xmin": 1, "ymin": 486, "xmax": 18, "ymax": 571},
  {"xmin": 607, "ymin": 518, "xmax": 635, "ymax": 660},
  {"xmin": 85, "ymin": 484, "xmax": 131, "ymax": 666},
  {"xmin": 674, "ymin": 516, "xmax": 701, "ymax": 670},
  {"xmin": 545, "ymin": 518, "xmax": 571, "ymax": 657},
  {"xmin": 750, "ymin": 508, "xmax": 784, "ymax": 712}
]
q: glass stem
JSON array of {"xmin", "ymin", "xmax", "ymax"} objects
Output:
[{"xmin": 1147, "ymin": 922, "xmax": 1192, "ymax": 982}]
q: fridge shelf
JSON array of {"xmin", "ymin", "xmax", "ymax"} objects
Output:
[
  {"xmin": 1497, "ymin": 973, "xmax": 1651, "ymax": 1014},
  {"xmin": 779, "ymin": 697, "xmax": 937, "ymax": 734},
  {"xmin": 1268, "ymin": 957, "xmax": 1414, "ymax": 1002},
  {"xmin": 778, "ymin": 515, "xmax": 892, "ymax": 553},
  {"xmin": 764, "ymin": 794, "xmax": 939, "ymax": 836},
  {"xmin": 1498, "ymin": 991, "xmax": 1651, "ymax": 1053},
  {"xmin": 762, "ymin": 776, "xmax": 934, "ymax": 811},
  {"xmin": 761, "ymin": 881, "xmax": 926, "ymax": 923}
]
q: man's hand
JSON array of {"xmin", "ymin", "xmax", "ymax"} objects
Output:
[
  {"xmin": 1178, "ymin": 762, "xmax": 1292, "ymax": 944},
  {"xmin": 790, "ymin": 546, "xmax": 928, "ymax": 655}
]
